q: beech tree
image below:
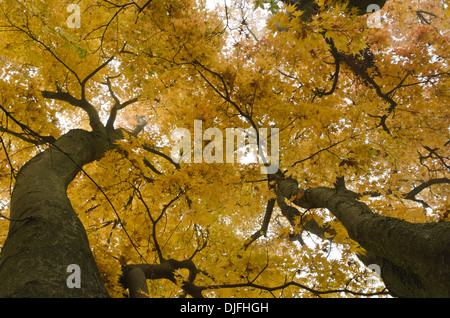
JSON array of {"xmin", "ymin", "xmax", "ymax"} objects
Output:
[{"xmin": 0, "ymin": 0, "xmax": 448, "ymax": 298}]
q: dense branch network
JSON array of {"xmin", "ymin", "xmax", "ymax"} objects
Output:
[
  {"xmin": 120, "ymin": 188, "xmax": 208, "ymax": 298},
  {"xmin": 0, "ymin": 6, "xmax": 141, "ymax": 133}
]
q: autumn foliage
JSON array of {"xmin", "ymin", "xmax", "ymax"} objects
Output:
[{"xmin": 0, "ymin": 0, "xmax": 449, "ymax": 298}]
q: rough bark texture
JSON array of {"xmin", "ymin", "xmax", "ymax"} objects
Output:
[
  {"xmin": 292, "ymin": 185, "xmax": 450, "ymax": 297},
  {"xmin": 0, "ymin": 128, "xmax": 121, "ymax": 297}
]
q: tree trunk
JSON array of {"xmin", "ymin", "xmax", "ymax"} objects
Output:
[
  {"xmin": 292, "ymin": 185, "xmax": 450, "ymax": 297},
  {"xmin": 0, "ymin": 129, "xmax": 119, "ymax": 297}
]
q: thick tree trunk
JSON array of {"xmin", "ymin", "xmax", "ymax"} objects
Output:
[
  {"xmin": 0, "ymin": 129, "xmax": 119, "ymax": 297},
  {"xmin": 292, "ymin": 185, "xmax": 450, "ymax": 297}
]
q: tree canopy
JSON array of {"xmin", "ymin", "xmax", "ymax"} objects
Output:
[{"xmin": 0, "ymin": 0, "xmax": 449, "ymax": 298}]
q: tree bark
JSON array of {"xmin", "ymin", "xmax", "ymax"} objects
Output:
[
  {"xmin": 291, "ymin": 185, "xmax": 450, "ymax": 297},
  {"xmin": 0, "ymin": 128, "xmax": 121, "ymax": 297},
  {"xmin": 120, "ymin": 260, "xmax": 204, "ymax": 298}
]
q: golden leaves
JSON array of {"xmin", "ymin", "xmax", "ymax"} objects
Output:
[{"xmin": 0, "ymin": 0, "xmax": 447, "ymax": 298}]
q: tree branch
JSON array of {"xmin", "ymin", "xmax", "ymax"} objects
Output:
[
  {"xmin": 201, "ymin": 279, "xmax": 389, "ymax": 297},
  {"xmin": 0, "ymin": 125, "xmax": 56, "ymax": 145},
  {"xmin": 80, "ymin": 56, "xmax": 115, "ymax": 101},
  {"xmin": 3, "ymin": 13, "xmax": 81, "ymax": 84},
  {"xmin": 403, "ymin": 178, "xmax": 450, "ymax": 207},
  {"xmin": 5, "ymin": 9, "xmax": 116, "ymax": 133},
  {"xmin": 193, "ymin": 60, "xmax": 270, "ymax": 166},
  {"xmin": 0, "ymin": 104, "xmax": 57, "ymax": 146},
  {"xmin": 416, "ymin": 10, "xmax": 437, "ymax": 25},
  {"xmin": 41, "ymin": 90, "xmax": 84, "ymax": 107},
  {"xmin": 313, "ymin": 37, "xmax": 341, "ymax": 100},
  {"xmin": 141, "ymin": 142, "xmax": 181, "ymax": 169},
  {"xmin": 102, "ymin": 75, "xmax": 140, "ymax": 130},
  {"xmin": 244, "ymin": 198, "xmax": 275, "ymax": 249},
  {"xmin": 419, "ymin": 145, "xmax": 450, "ymax": 171},
  {"xmin": 130, "ymin": 116, "xmax": 147, "ymax": 137},
  {"xmin": 120, "ymin": 259, "xmax": 204, "ymax": 298}
]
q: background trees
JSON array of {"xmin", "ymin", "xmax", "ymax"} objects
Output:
[{"xmin": 0, "ymin": 0, "xmax": 448, "ymax": 297}]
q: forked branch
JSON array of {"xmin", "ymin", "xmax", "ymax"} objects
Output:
[{"xmin": 41, "ymin": 90, "xmax": 103, "ymax": 132}]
